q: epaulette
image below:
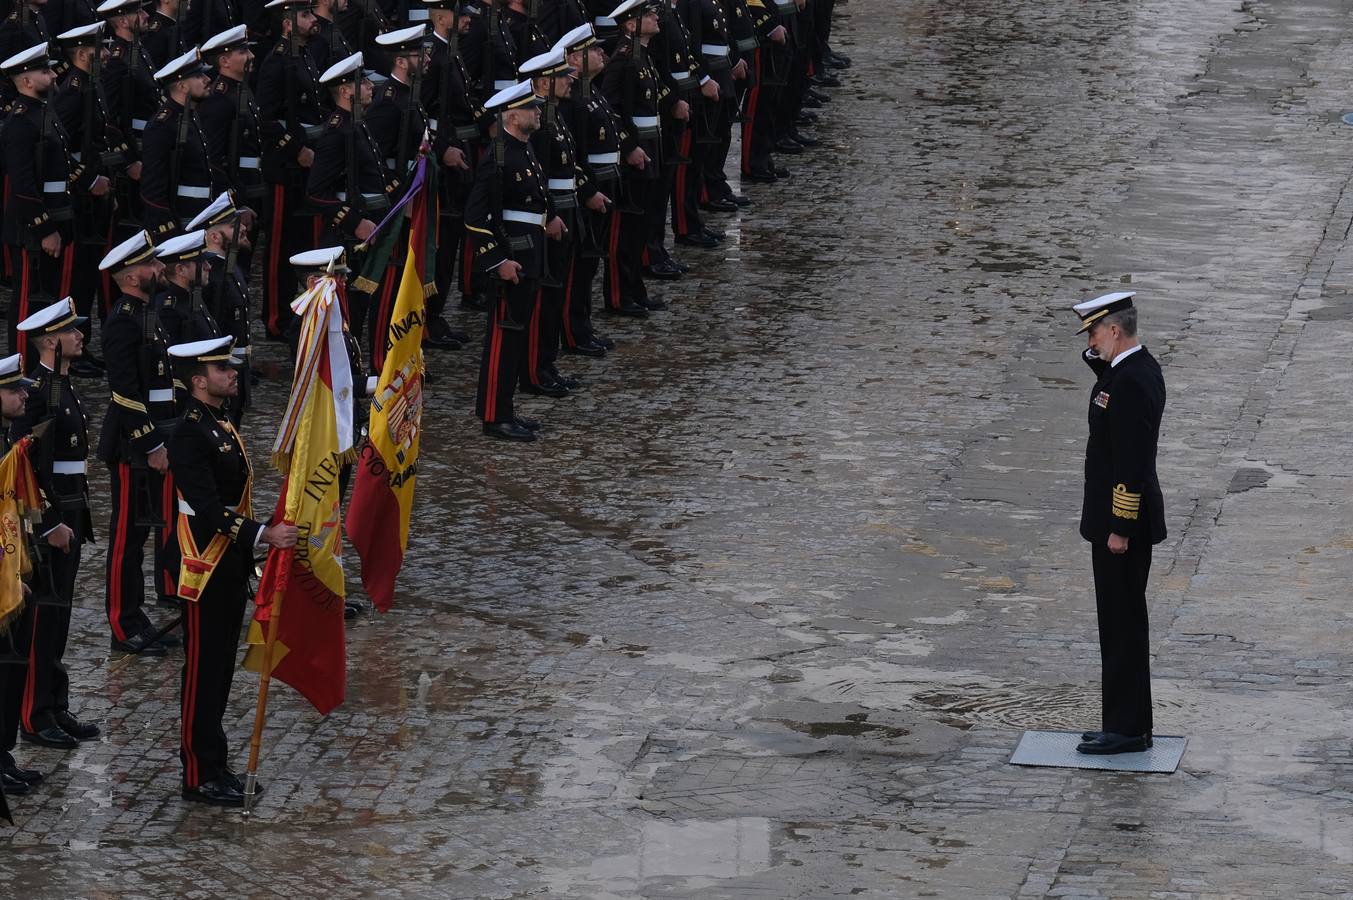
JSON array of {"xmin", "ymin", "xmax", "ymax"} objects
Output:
[
  {"xmin": 325, "ymin": 111, "xmax": 343, "ymax": 127},
  {"xmin": 9, "ymin": 97, "xmax": 28, "ymax": 115},
  {"xmin": 109, "ymin": 42, "xmax": 126, "ymax": 60},
  {"xmin": 146, "ymin": 16, "xmax": 163, "ymax": 32},
  {"xmin": 186, "ymin": 407, "xmax": 202, "ymax": 422},
  {"xmin": 161, "ymin": 295, "xmax": 177, "ymax": 308},
  {"xmin": 153, "ymin": 103, "xmax": 174, "ymax": 123},
  {"xmin": 118, "ymin": 300, "xmax": 135, "ymax": 315},
  {"xmin": 67, "ymin": 72, "xmax": 84, "ymax": 90},
  {"xmin": 212, "ymin": 78, "xmax": 230, "ymax": 95},
  {"xmin": 272, "ymin": 40, "xmax": 288, "ymax": 57}
]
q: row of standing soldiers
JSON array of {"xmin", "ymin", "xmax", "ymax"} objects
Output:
[{"xmin": 0, "ymin": 0, "xmax": 849, "ymax": 802}]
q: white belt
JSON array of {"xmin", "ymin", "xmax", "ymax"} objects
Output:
[
  {"xmin": 52, "ymin": 460, "xmax": 86, "ymax": 475},
  {"xmin": 148, "ymin": 388, "xmax": 174, "ymax": 402},
  {"xmin": 238, "ymin": 156, "xmax": 260, "ymax": 169},
  {"xmin": 42, "ymin": 181, "xmax": 65, "ymax": 193},
  {"xmin": 132, "ymin": 118, "xmax": 147, "ymax": 131},
  {"xmin": 547, "ymin": 178, "xmax": 574, "ymax": 191},
  {"xmin": 494, "ymin": 79, "xmax": 515, "ymax": 90},
  {"xmin": 386, "ymin": 158, "xmax": 399, "ymax": 169},
  {"xmin": 594, "ymin": 16, "xmax": 616, "ymax": 26},
  {"xmin": 407, "ymin": 7, "xmax": 428, "ymax": 19},
  {"xmin": 701, "ymin": 43, "xmax": 729, "ymax": 57},
  {"xmin": 70, "ymin": 151, "xmax": 82, "ymax": 162},
  {"xmin": 178, "ymin": 499, "xmax": 195, "ymax": 515},
  {"xmin": 502, "ymin": 209, "xmax": 545, "ymax": 226},
  {"xmin": 632, "ymin": 115, "xmax": 659, "ymax": 128},
  {"xmin": 428, "ymin": 117, "xmax": 438, "ymax": 130},
  {"xmin": 177, "ymin": 185, "xmax": 211, "ymax": 199},
  {"xmin": 587, "ymin": 151, "xmax": 619, "ymax": 164}
]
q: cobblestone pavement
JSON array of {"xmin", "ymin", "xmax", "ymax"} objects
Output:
[{"xmin": 6, "ymin": 0, "xmax": 1353, "ymax": 897}]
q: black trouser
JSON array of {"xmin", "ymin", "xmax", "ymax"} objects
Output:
[
  {"xmin": 604, "ymin": 175, "xmax": 658, "ymax": 308},
  {"xmin": 671, "ymin": 124, "xmax": 708, "ymax": 237},
  {"xmin": 262, "ymin": 180, "xmax": 309, "ymax": 340},
  {"xmin": 563, "ymin": 203, "xmax": 612, "ymax": 348},
  {"xmin": 1091, "ymin": 541, "xmax": 1154, "ymax": 736},
  {"xmin": 105, "ymin": 461, "xmax": 176, "ymax": 643},
  {"xmin": 524, "ymin": 232, "xmax": 573, "ymax": 385},
  {"xmin": 1, "ymin": 599, "xmax": 33, "ymax": 753},
  {"xmin": 701, "ymin": 99, "xmax": 735, "ymax": 204},
  {"xmin": 179, "ymin": 555, "xmax": 248, "ymax": 789},
  {"xmin": 19, "ymin": 520, "xmax": 84, "ymax": 734},
  {"xmin": 647, "ymin": 127, "xmax": 682, "ymax": 265},
  {"xmin": 741, "ymin": 49, "xmax": 781, "ymax": 175},
  {"xmin": 476, "ymin": 277, "xmax": 536, "ymax": 424},
  {"xmin": 433, "ymin": 209, "xmax": 465, "ymax": 324}
]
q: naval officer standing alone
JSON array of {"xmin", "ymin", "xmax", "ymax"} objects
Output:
[{"xmin": 1072, "ymin": 291, "xmax": 1167, "ymax": 756}]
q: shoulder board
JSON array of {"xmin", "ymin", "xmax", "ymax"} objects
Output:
[
  {"xmin": 272, "ymin": 40, "xmax": 288, "ymax": 56},
  {"xmin": 66, "ymin": 71, "xmax": 84, "ymax": 90},
  {"xmin": 118, "ymin": 301, "xmax": 135, "ymax": 315},
  {"xmin": 29, "ymin": 373, "xmax": 45, "ymax": 390},
  {"xmin": 161, "ymin": 295, "xmax": 177, "ymax": 308},
  {"xmin": 109, "ymin": 42, "xmax": 126, "ymax": 59},
  {"xmin": 186, "ymin": 407, "xmax": 202, "ymax": 422},
  {"xmin": 9, "ymin": 97, "xmax": 28, "ymax": 115},
  {"xmin": 326, "ymin": 111, "xmax": 343, "ymax": 127},
  {"xmin": 146, "ymin": 17, "xmax": 163, "ymax": 32},
  {"xmin": 212, "ymin": 78, "xmax": 230, "ymax": 95},
  {"xmin": 153, "ymin": 104, "xmax": 174, "ymax": 123}
]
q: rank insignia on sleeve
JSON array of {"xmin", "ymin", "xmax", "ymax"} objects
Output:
[{"xmin": 1093, "ymin": 391, "xmax": 1109, "ymax": 409}]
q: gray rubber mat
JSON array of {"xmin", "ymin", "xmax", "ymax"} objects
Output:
[{"xmin": 1009, "ymin": 730, "xmax": 1186, "ymax": 773}]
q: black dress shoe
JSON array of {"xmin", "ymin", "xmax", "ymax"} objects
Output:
[
  {"xmin": 110, "ymin": 630, "xmax": 168, "ymax": 656},
  {"xmin": 1080, "ymin": 730, "xmax": 1153, "ymax": 747},
  {"xmin": 643, "ymin": 260, "xmax": 684, "ymax": 279},
  {"xmin": 521, "ymin": 381, "xmax": 570, "ymax": 397},
  {"xmin": 54, "ymin": 712, "xmax": 99, "ymax": 741},
  {"xmin": 675, "ymin": 231, "xmax": 719, "ymax": 248},
  {"xmin": 700, "ymin": 198, "xmax": 738, "ymax": 213},
  {"xmin": 805, "ymin": 87, "xmax": 831, "ymax": 104},
  {"xmin": 592, "ymin": 334, "xmax": 616, "ymax": 350},
  {"xmin": 482, "ymin": 421, "xmax": 537, "ymax": 442},
  {"xmin": 222, "ymin": 769, "xmax": 264, "ymax": 797},
  {"xmin": 21, "ymin": 725, "xmax": 79, "ymax": 750},
  {"xmin": 513, "ymin": 415, "xmax": 542, "ymax": 431},
  {"xmin": 773, "ymin": 138, "xmax": 804, "ymax": 155},
  {"xmin": 549, "ymin": 372, "xmax": 581, "ymax": 390},
  {"xmin": 774, "ymin": 166, "xmax": 792, "ymax": 179},
  {"xmin": 447, "ymin": 328, "xmax": 471, "ymax": 343},
  {"xmin": 702, "ymin": 227, "xmax": 726, "ymax": 241},
  {"xmin": 606, "ymin": 302, "xmax": 649, "ymax": 318},
  {"xmin": 182, "ymin": 778, "xmax": 246, "ymax": 807},
  {"xmin": 1076, "ymin": 732, "xmax": 1151, "ymax": 755},
  {"xmin": 826, "ymin": 50, "xmax": 852, "ymax": 67},
  {"xmin": 810, "ymin": 72, "xmax": 842, "ymax": 88},
  {"xmin": 2, "ymin": 752, "xmax": 41, "ymax": 784},
  {"xmin": 787, "ymin": 128, "xmax": 818, "ymax": 146},
  {"xmin": 562, "ymin": 341, "xmax": 606, "ymax": 358},
  {"xmin": 801, "ymin": 94, "xmax": 823, "ymax": 109},
  {"xmin": 743, "ymin": 169, "xmax": 778, "ymax": 184},
  {"xmin": 795, "ymin": 111, "xmax": 819, "ymax": 125},
  {"xmin": 671, "ymin": 258, "xmax": 691, "ymax": 273},
  {"xmin": 1, "ymin": 771, "xmax": 30, "ymax": 795},
  {"xmin": 635, "ymin": 295, "xmax": 667, "ymax": 311},
  {"xmin": 343, "ymin": 599, "xmax": 365, "ymax": 620},
  {"xmin": 154, "ymin": 628, "xmax": 181, "ymax": 648},
  {"xmin": 730, "ymin": 194, "xmax": 752, "ymax": 207}
]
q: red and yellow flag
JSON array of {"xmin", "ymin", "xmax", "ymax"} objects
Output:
[
  {"xmin": 345, "ymin": 158, "xmax": 429, "ymax": 612},
  {"xmin": 0, "ymin": 437, "xmax": 43, "ymax": 633},
  {"xmin": 243, "ymin": 275, "xmax": 358, "ymax": 714}
]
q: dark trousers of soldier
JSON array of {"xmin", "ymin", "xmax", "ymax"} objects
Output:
[
  {"xmin": 813, "ymin": 0, "xmax": 835, "ymax": 61},
  {"xmin": 777, "ymin": 35, "xmax": 811, "ymax": 139},
  {"xmin": 563, "ymin": 204, "xmax": 612, "ymax": 348},
  {"xmin": 7, "ymin": 244, "xmax": 76, "ymax": 367},
  {"xmin": 741, "ymin": 50, "xmax": 781, "ymax": 176},
  {"xmin": 433, "ymin": 210, "xmax": 465, "ymax": 325},
  {"xmin": 701, "ymin": 100, "xmax": 735, "ymax": 204},
  {"xmin": 1, "ymin": 599, "xmax": 34, "ymax": 754},
  {"xmin": 18, "ymin": 519, "xmax": 84, "ymax": 735},
  {"xmin": 263, "ymin": 181, "xmax": 308, "ymax": 341},
  {"xmin": 646, "ymin": 124, "xmax": 684, "ymax": 265},
  {"xmin": 179, "ymin": 554, "xmax": 248, "ymax": 789},
  {"xmin": 476, "ymin": 277, "xmax": 535, "ymax": 425},
  {"xmin": 671, "ymin": 125, "xmax": 708, "ymax": 237},
  {"xmin": 1090, "ymin": 542, "xmax": 1154, "ymax": 737},
  {"xmin": 105, "ymin": 462, "xmax": 177, "ymax": 642},
  {"xmin": 523, "ymin": 234, "xmax": 573, "ymax": 387},
  {"xmin": 70, "ymin": 236, "xmax": 107, "ymax": 349},
  {"xmin": 605, "ymin": 176, "xmax": 658, "ymax": 309}
]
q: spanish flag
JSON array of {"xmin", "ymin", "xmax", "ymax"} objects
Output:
[
  {"xmin": 0, "ymin": 436, "xmax": 42, "ymax": 635},
  {"xmin": 345, "ymin": 158, "xmax": 430, "ymax": 613},
  {"xmin": 243, "ymin": 274, "xmax": 358, "ymax": 715}
]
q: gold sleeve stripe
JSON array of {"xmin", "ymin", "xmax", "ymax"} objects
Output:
[
  {"xmin": 112, "ymin": 392, "xmax": 149, "ymax": 413},
  {"xmin": 1112, "ymin": 484, "xmax": 1141, "ymax": 519},
  {"xmin": 466, "ymin": 224, "xmax": 495, "ymax": 236}
]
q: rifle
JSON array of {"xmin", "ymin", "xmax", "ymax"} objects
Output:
[
  {"xmin": 573, "ymin": 42, "xmax": 606, "ymax": 260},
  {"xmin": 284, "ymin": 6, "xmax": 303, "ymax": 166},
  {"xmin": 393, "ymin": 47, "xmax": 423, "ymax": 183},
  {"xmin": 536, "ymin": 76, "xmax": 563, "ymax": 290},
  {"xmin": 168, "ymin": 95, "xmax": 192, "ymax": 224},
  {"xmin": 132, "ymin": 303, "xmax": 166, "ymax": 528},
  {"xmin": 479, "ymin": 0, "xmax": 500, "ymax": 101}
]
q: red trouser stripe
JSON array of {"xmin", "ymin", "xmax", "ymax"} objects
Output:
[
  {"xmin": 20, "ymin": 605, "xmax": 39, "ymax": 732},
  {"xmin": 266, "ymin": 185, "xmax": 286, "ymax": 336},
  {"xmin": 742, "ymin": 52, "xmax": 762, "ymax": 172},
  {"xmin": 160, "ymin": 471, "xmax": 175, "ymax": 596},
  {"xmin": 18, "ymin": 252, "xmax": 32, "ymax": 369},
  {"xmin": 484, "ymin": 298, "xmax": 505, "ymax": 423},
  {"xmin": 58, "ymin": 244, "xmax": 75, "ymax": 298},
  {"xmin": 181, "ymin": 599, "xmax": 200, "ymax": 787},
  {"xmin": 674, "ymin": 129, "xmax": 693, "ymax": 235},
  {"xmin": 107, "ymin": 462, "xmax": 131, "ymax": 641},
  {"xmin": 606, "ymin": 211, "xmax": 622, "ymax": 308}
]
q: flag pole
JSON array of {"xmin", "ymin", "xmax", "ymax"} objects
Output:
[{"xmin": 243, "ymin": 544, "xmax": 293, "ymax": 816}]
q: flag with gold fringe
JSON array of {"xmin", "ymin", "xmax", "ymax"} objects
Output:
[
  {"xmin": 242, "ymin": 274, "xmax": 357, "ymax": 714},
  {"xmin": 345, "ymin": 155, "xmax": 431, "ymax": 612},
  {"xmin": 0, "ymin": 436, "xmax": 43, "ymax": 634}
]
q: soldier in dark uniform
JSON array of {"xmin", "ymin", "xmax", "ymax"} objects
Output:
[
  {"xmin": 165, "ymin": 335, "xmax": 297, "ymax": 806},
  {"xmin": 364, "ymin": 23, "xmax": 427, "ymax": 369},
  {"xmin": 739, "ymin": 0, "xmax": 787, "ymax": 182},
  {"xmin": 644, "ymin": 0, "xmax": 703, "ymax": 274},
  {"xmin": 306, "ymin": 0, "xmax": 350, "ymax": 74},
  {"xmin": 188, "ymin": 191, "xmax": 252, "ymax": 421},
  {"xmin": 153, "ymin": 230, "xmax": 219, "ymax": 378},
  {"xmin": 537, "ymin": 0, "xmax": 585, "ymax": 44},
  {"xmin": 421, "ymin": 0, "xmax": 476, "ymax": 340},
  {"xmin": 0, "ymin": 352, "xmax": 41, "ymax": 798},
  {"xmin": 253, "ymin": 0, "xmax": 321, "ymax": 341},
  {"xmin": 98, "ymin": 0, "xmax": 158, "ymax": 206},
  {"xmin": 698, "ymin": 0, "xmax": 750, "ymax": 211},
  {"xmin": 305, "ymin": 50, "xmax": 390, "ymax": 343},
  {"xmin": 600, "ymin": 0, "xmax": 664, "ymax": 317},
  {"xmin": 1072, "ymin": 291, "xmax": 1167, "ymax": 756},
  {"xmin": 0, "ymin": 0, "xmax": 51, "ymax": 69},
  {"xmin": 43, "ymin": 0, "xmax": 96, "ymax": 42},
  {"xmin": 178, "ymin": 0, "xmax": 234, "ymax": 49},
  {"xmin": 556, "ymin": 22, "xmax": 614, "ymax": 357},
  {"xmin": 0, "ymin": 42, "xmax": 96, "ymax": 367},
  {"xmin": 10, "ymin": 298, "xmax": 98, "ymax": 751},
  {"xmin": 464, "ymin": 78, "xmax": 554, "ymax": 442},
  {"xmin": 96, "ymin": 229, "xmax": 181, "ymax": 655},
  {"xmin": 673, "ymin": 0, "xmax": 735, "ymax": 232},
  {"xmin": 141, "ymin": 0, "xmax": 180, "ymax": 68},
  {"xmin": 140, "ymin": 47, "xmax": 217, "ymax": 234},
  {"xmin": 51, "ymin": 20, "xmax": 127, "ymax": 371},
  {"xmin": 500, "ymin": 0, "xmax": 547, "ymax": 62},
  {"xmin": 198, "ymin": 26, "xmax": 263, "ymax": 207},
  {"xmin": 519, "ymin": 47, "xmax": 578, "ymax": 397},
  {"xmin": 461, "ymin": 0, "xmax": 519, "ymax": 103}
]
